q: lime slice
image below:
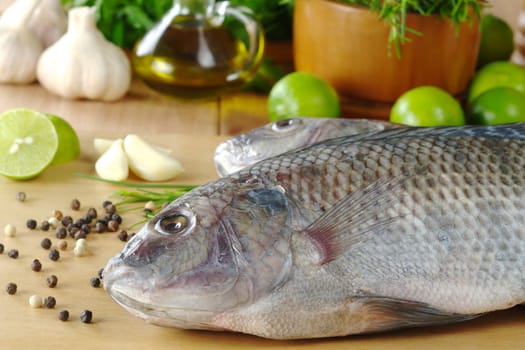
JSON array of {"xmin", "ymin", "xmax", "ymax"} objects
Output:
[
  {"xmin": 46, "ymin": 114, "xmax": 80, "ymax": 164},
  {"xmin": 0, "ymin": 108, "xmax": 59, "ymax": 180}
]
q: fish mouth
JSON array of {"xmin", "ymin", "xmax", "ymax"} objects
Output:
[{"xmin": 105, "ymin": 274, "xmax": 220, "ymax": 330}]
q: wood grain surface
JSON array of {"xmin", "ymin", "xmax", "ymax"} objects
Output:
[{"xmin": 0, "ymin": 133, "xmax": 524, "ymax": 350}]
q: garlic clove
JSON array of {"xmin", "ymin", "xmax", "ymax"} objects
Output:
[
  {"xmin": 124, "ymin": 134, "xmax": 184, "ymax": 182},
  {"xmin": 95, "ymin": 139, "xmax": 129, "ymax": 181},
  {"xmin": 27, "ymin": 0, "xmax": 67, "ymax": 47},
  {"xmin": 94, "ymin": 137, "xmax": 172, "ymax": 156}
]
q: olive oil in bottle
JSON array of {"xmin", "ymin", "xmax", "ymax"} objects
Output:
[{"xmin": 133, "ymin": 2, "xmax": 263, "ymax": 99}]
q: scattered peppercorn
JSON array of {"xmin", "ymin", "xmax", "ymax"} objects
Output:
[
  {"xmin": 29, "ymin": 295, "xmax": 43, "ymax": 308},
  {"xmin": 80, "ymin": 310, "xmax": 93, "ymax": 323},
  {"xmin": 40, "ymin": 237, "xmax": 52, "ymax": 250},
  {"xmin": 26, "ymin": 219, "xmax": 37, "ymax": 230},
  {"xmin": 6, "ymin": 282, "xmax": 17, "ymax": 295},
  {"xmin": 61, "ymin": 215, "xmax": 73, "ymax": 227},
  {"xmin": 58, "ymin": 310, "xmax": 69, "ymax": 321},
  {"xmin": 47, "ymin": 217, "xmax": 59, "ymax": 228},
  {"xmin": 7, "ymin": 249, "xmax": 19, "ymax": 259},
  {"xmin": 55, "ymin": 227, "xmax": 67, "ymax": 239},
  {"xmin": 51, "ymin": 209, "xmax": 63, "ymax": 220},
  {"xmin": 97, "ymin": 268, "xmax": 104, "ymax": 279},
  {"xmin": 111, "ymin": 214, "xmax": 122, "ymax": 224},
  {"xmin": 118, "ymin": 230, "xmax": 128, "ymax": 242},
  {"xmin": 87, "ymin": 207, "xmax": 97, "ymax": 219},
  {"xmin": 104, "ymin": 204, "xmax": 116, "ymax": 215},
  {"xmin": 43, "ymin": 296, "xmax": 56, "ymax": 309},
  {"xmin": 46, "ymin": 275, "xmax": 58, "ymax": 288},
  {"xmin": 80, "ymin": 224, "xmax": 91, "ymax": 234},
  {"xmin": 90, "ymin": 277, "xmax": 101, "ymax": 288},
  {"xmin": 102, "ymin": 200, "xmax": 112, "ymax": 208},
  {"xmin": 94, "ymin": 221, "xmax": 107, "ymax": 233},
  {"xmin": 57, "ymin": 240, "xmax": 68, "ymax": 251},
  {"xmin": 31, "ymin": 259, "xmax": 42, "ymax": 272},
  {"xmin": 39, "ymin": 220, "xmax": 50, "ymax": 231},
  {"xmin": 16, "ymin": 191, "xmax": 26, "ymax": 202},
  {"xmin": 70, "ymin": 198, "xmax": 81, "ymax": 211},
  {"xmin": 0, "ymin": 243, "xmax": 4, "ymax": 254},
  {"xmin": 74, "ymin": 231, "xmax": 86, "ymax": 240},
  {"xmin": 144, "ymin": 201, "xmax": 155, "ymax": 211},
  {"xmin": 4, "ymin": 224, "xmax": 16, "ymax": 237},
  {"xmin": 48, "ymin": 249, "xmax": 60, "ymax": 261},
  {"xmin": 107, "ymin": 220, "xmax": 119, "ymax": 232}
]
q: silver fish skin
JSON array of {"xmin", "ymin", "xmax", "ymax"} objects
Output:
[
  {"xmin": 214, "ymin": 117, "xmax": 396, "ymax": 176},
  {"xmin": 104, "ymin": 124, "xmax": 525, "ymax": 339}
]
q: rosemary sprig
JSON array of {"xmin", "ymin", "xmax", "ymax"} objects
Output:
[{"xmin": 339, "ymin": 0, "xmax": 488, "ymax": 57}]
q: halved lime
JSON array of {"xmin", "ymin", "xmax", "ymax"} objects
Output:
[
  {"xmin": 46, "ymin": 114, "xmax": 80, "ymax": 164},
  {"xmin": 0, "ymin": 108, "xmax": 59, "ymax": 180}
]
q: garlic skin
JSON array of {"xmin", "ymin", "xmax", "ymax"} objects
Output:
[
  {"xmin": 37, "ymin": 7, "xmax": 131, "ymax": 101},
  {"xmin": 0, "ymin": 0, "xmax": 43, "ymax": 84},
  {"xmin": 27, "ymin": 0, "xmax": 67, "ymax": 47},
  {"xmin": 124, "ymin": 134, "xmax": 184, "ymax": 182},
  {"xmin": 95, "ymin": 139, "xmax": 129, "ymax": 181}
]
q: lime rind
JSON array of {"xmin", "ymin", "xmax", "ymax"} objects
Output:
[
  {"xmin": 0, "ymin": 108, "xmax": 59, "ymax": 180},
  {"xmin": 46, "ymin": 114, "xmax": 80, "ymax": 164}
]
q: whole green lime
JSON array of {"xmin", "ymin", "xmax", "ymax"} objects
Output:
[
  {"xmin": 390, "ymin": 86, "xmax": 465, "ymax": 126},
  {"xmin": 268, "ymin": 72, "xmax": 341, "ymax": 122},
  {"xmin": 467, "ymin": 86, "xmax": 525, "ymax": 125},
  {"xmin": 477, "ymin": 14, "xmax": 515, "ymax": 68},
  {"xmin": 468, "ymin": 62, "xmax": 525, "ymax": 103}
]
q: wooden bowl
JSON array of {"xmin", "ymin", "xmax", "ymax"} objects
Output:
[{"xmin": 294, "ymin": 0, "xmax": 481, "ymax": 117}]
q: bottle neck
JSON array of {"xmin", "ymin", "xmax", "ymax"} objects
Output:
[{"xmin": 172, "ymin": 0, "xmax": 216, "ymax": 18}]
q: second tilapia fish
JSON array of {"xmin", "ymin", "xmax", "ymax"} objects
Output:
[
  {"xmin": 104, "ymin": 124, "xmax": 525, "ymax": 339},
  {"xmin": 214, "ymin": 117, "xmax": 396, "ymax": 176}
]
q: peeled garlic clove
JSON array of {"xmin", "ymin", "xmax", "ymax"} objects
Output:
[
  {"xmin": 93, "ymin": 138, "xmax": 114, "ymax": 156},
  {"xmin": 94, "ymin": 137, "xmax": 172, "ymax": 156},
  {"xmin": 124, "ymin": 134, "xmax": 183, "ymax": 182},
  {"xmin": 95, "ymin": 139, "xmax": 128, "ymax": 181}
]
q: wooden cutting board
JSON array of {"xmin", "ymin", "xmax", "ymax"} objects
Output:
[{"xmin": 0, "ymin": 133, "xmax": 524, "ymax": 350}]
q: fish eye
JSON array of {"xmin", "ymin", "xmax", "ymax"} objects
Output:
[
  {"xmin": 271, "ymin": 118, "xmax": 302, "ymax": 132},
  {"xmin": 156, "ymin": 214, "xmax": 189, "ymax": 236}
]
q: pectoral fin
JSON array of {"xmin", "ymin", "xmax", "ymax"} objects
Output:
[
  {"xmin": 353, "ymin": 296, "xmax": 481, "ymax": 334},
  {"xmin": 302, "ymin": 176, "xmax": 409, "ymax": 264}
]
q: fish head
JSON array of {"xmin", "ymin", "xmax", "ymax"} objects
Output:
[
  {"xmin": 103, "ymin": 179, "xmax": 293, "ymax": 330},
  {"xmin": 214, "ymin": 117, "xmax": 323, "ymax": 176}
]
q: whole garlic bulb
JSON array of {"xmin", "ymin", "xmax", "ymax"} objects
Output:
[
  {"xmin": 37, "ymin": 7, "xmax": 131, "ymax": 101},
  {"xmin": 0, "ymin": 0, "xmax": 43, "ymax": 84},
  {"xmin": 27, "ymin": 0, "xmax": 67, "ymax": 47}
]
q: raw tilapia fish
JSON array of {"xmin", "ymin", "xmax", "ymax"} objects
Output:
[
  {"xmin": 104, "ymin": 124, "xmax": 525, "ymax": 339},
  {"xmin": 214, "ymin": 117, "xmax": 396, "ymax": 176}
]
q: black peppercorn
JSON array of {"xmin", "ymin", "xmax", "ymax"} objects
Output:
[
  {"xmin": 90, "ymin": 277, "xmax": 101, "ymax": 288},
  {"xmin": 0, "ymin": 243, "xmax": 4, "ymax": 254},
  {"xmin": 80, "ymin": 310, "xmax": 93, "ymax": 323},
  {"xmin": 81, "ymin": 224, "xmax": 91, "ymax": 234},
  {"xmin": 31, "ymin": 259, "xmax": 42, "ymax": 272},
  {"xmin": 39, "ymin": 220, "xmax": 50, "ymax": 231},
  {"xmin": 7, "ymin": 249, "xmax": 19, "ymax": 259},
  {"xmin": 61, "ymin": 215, "xmax": 73, "ymax": 227},
  {"xmin": 74, "ymin": 231, "xmax": 86, "ymax": 240},
  {"xmin": 107, "ymin": 220, "xmax": 119, "ymax": 232},
  {"xmin": 94, "ymin": 221, "xmax": 107, "ymax": 233},
  {"xmin": 110, "ymin": 214, "xmax": 122, "ymax": 224},
  {"xmin": 87, "ymin": 207, "xmax": 97, "ymax": 219},
  {"xmin": 48, "ymin": 249, "xmax": 60, "ymax": 261},
  {"xmin": 71, "ymin": 198, "xmax": 81, "ymax": 211},
  {"xmin": 6, "ymin": 282, "xmax": 17, "ymax": 295},
  {"xmin": 43, "ymin": 296, "xmax": 56, "ymax": 309},
  {"xmin": 46, "ymin": 275, "xmax": 58, "ymax": 288},
  {"xmin": 55, "ymin": 227, "xmax": 67, "ymax": 239},
  {"xmin": 104, "ymin": 204, "xmax": 116, "ymax": 215},
  {"xmin": 58, "ymin": 310, "xmax": 69, "ymax": 321},
  {"xmin": 40, "ymin": 237, "xmax": 52, "ymax": 250},
  {"xmin": 117, "ymin": 230, "xmax": 128, "ymax": 242},
  {"xmin": 102, "ymin": 200, "xmax": 112, "ymax": 208},
  {"xmin": 26, "ymin": 219, "xmax": 37, "ymax": 230},
  {"xmin": 16, "ymin": 191, "xmax": 26, "ymax": 202}
]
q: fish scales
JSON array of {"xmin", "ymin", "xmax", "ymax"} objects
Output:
[{"xmin": 104, "ymin": 124, "xmax": 525, "ymax": 339}]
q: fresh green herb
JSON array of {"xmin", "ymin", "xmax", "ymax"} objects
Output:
[
  {"xmin": 338, "ymin": 0, "xmax": 488, "ymax": 57},
  {"xmin": 61, "ymin": 0, "xmax": 172, "ymax": 50}
]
